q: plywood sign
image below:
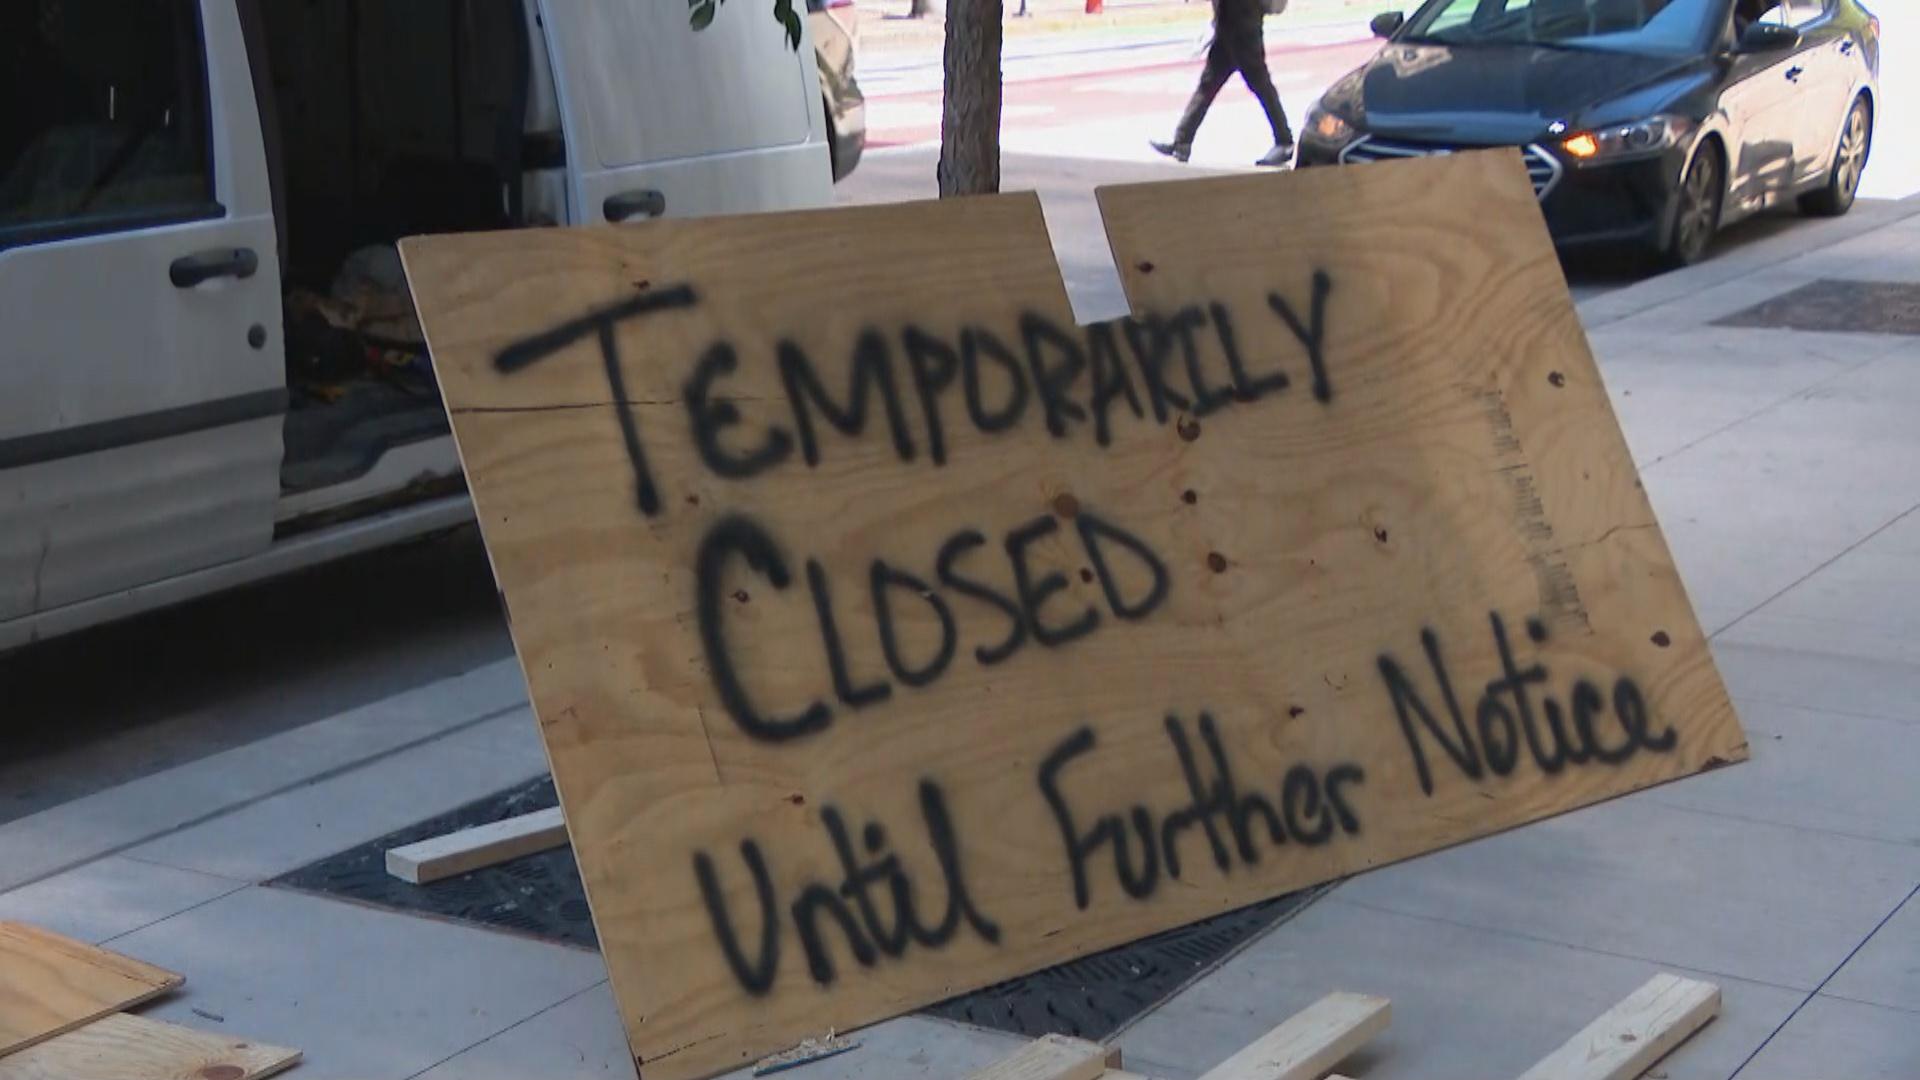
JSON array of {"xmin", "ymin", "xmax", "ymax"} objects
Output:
[{"xmin": 400, "ymin": 150, "xmax": 1746, "ymax": 1080}]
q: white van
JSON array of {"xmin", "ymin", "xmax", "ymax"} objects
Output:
[{"xmin": 0, "ymin": 0, "xmax": 834, "ymax": 650}]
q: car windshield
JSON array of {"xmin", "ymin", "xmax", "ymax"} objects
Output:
[{"xmin": 1401, "ymin": 0, "xmax": 1724, "ymax": 55}]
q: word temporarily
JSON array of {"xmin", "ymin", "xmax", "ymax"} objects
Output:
[
  {"xmin": 490, "ymin": 274, "xmax": 1336, "ymax": 516},
  {"xmin": 1376, "ymin": 612, "xmax": 1678, "ymax": 795},
  {"xmin": 696, "ymin": 507, "xmax": 1170, "ymax": 743},
  {"xmin": 693, "ymin": 709, "xmax": 1363, "ymax": 993}
]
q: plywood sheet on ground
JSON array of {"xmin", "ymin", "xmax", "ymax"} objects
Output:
[
  {"xmin": 0, "ymin": 921, "xmax": 182, "ymax": 1057},
  {"xmin": 0, "ymin": 1012, "xmax": 299, "ymax": 1080},
  {"xmin": 401, "ymin": 151, "xmax": 1745, "ymax": 1080}
]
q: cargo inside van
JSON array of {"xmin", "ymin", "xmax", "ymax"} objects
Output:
[{"xmin": 246, "ymin": 0, "xmax": 554, "ymax": 501}]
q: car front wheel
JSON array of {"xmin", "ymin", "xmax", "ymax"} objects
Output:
[
  {"xmin": 1663, "ymin": 141, "xmax": 1723, "ymax": 268},
  {"xmin": 1802, "ymin": 96, "xmax": 1871, "ymax": 217}
]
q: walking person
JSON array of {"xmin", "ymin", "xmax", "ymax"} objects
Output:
[{"xmin": 1151, "ymin": 0, "xmax": 1294, "ymax": 166}]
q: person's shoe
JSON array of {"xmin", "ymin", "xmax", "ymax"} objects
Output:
[
  {"xmin": 1257, "ymin": 141, "xmax": 1296, "ymax": 167},
  {"xmin": 1150, "ymin": 139, "xmax": 1192, "ymax": 163}
]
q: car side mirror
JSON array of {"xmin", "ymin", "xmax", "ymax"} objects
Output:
[
  {"xmin": 1738, "ymin": 22, "xmax": 1801, "ymax": 52},
  {"xmin": 1371, "ymin": 12, "xmax": 1405, "ymax": 38}
]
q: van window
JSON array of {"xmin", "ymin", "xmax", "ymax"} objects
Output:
[
  {"xmin": 0, "ymin": 0, "xmax": 218, "ymax": 248},
  {"xmin": 544, "ymin": 0, "xmax": 812, "ymax": 168}
]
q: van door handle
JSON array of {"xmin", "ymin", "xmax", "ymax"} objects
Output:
[
  {"xmin": 1785, "ymin": 65, "xmax": 1805, "ymax": 82},
  {"xmin": 170, "ymin": 247, "xmax": 259, "ymax": 288},
  {"xmin": 603, "ymin": 189, "xmax": 666, "ymax": 222}
]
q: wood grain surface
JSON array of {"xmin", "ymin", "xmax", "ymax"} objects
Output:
[
  {"xmin": 0, "ymin": 922, "xmax": 183, "ymax": 1057},
  {"xmin": 400, "ymin": 152, "xmax": 1745, "ymax": 1079},
  {"xmin": 0, "ymin": 1013, "xmax": 300, "ymax": 1080}
]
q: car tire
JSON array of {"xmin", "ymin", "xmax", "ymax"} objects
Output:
[
  {"xmin": 1663, "ymin": 140, "xmax": 1723, "ymax": 269},
  {"xmin": 1801, "ymin": 95, "xmax": 1872, "ymax": 217}
]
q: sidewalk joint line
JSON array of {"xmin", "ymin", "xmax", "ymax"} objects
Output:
[
  {"xmin": 1804, "ymin": 989, "xmax": 1920, "ymax": 1018},
  {"xmin": 1639, "ymin": 351, "xmax": 1886, "ymax": 473},
  {"xmin": 1324, "ymin": 893, "xmax": 1811, "ymax": 995},
  {"xmin": 1713, "ymin": 500, "xmax": 1920, "ymax": 642},
  {"xmin": 400, "ymin": 978, "xmax": 611, "ymax": 1080},
  {"xmin": 1631, "ymin": 795, "xmax": 1919, "ymax": 850},
  {"xmin": 97, "ymin": 879, "xmax": 253, "ymax": 947},
  {"xmin": 1723, "ymin": 688, "xmax": 1920, "ymax": 729},
  {"xmin": 5, "ymin": 700, "xmax": 530, "ymax": 893},
  {"xmin": 1729, "ymin": 881, "xmax": 1920, "ymax": 1079}
]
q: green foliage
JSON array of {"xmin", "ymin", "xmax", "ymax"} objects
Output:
[{"xmin": 688, "ymin": 0, "xmax": 804, "ymax": 49}]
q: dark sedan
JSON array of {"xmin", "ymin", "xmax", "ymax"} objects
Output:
[{"xmin": 1297, "ymin": 0, "xmax": 1881, "ymax": 265}]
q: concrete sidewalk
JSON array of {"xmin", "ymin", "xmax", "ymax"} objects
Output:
[{"xmin": 3, "ymin": 197, "xmax": 1916, "ymax": 1078}]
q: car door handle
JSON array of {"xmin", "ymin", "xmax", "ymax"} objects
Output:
[
  {"xmin": 1840, "ymin": 39, "xmax": 1855, "ymax": 55},
  {"xmin": 1785, "ymin": 65, "xmax": 1805, "ymax": 82},
  {"xmin": 169, "ymin": 247, "xmax": 259, "ymax": 288},
  {"xmin": 603, "ymin": 189, "xmax": 666, "ymax": 223}
]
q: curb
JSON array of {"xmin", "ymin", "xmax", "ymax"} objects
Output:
[{"xmin": 1580, "ymin": 195, "xmax": 1920, "ymax": 330}]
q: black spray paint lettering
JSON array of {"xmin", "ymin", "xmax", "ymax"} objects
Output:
[
  {"xmin": 1039, "ymin": 713, "xmax": 1365, "ymax": 911},
  {"xmin": 780, "ymin": 332, "xmax": 919, "ymax": 467},
  {"xmin": 694, "ymin": 514, "xmax": 832, "ymax": 743},
  {"xmin": 1266, "ymin": 270, "xmax": 1334, "ymax": 404},
  {"xmin": 490, "ymin": 284, "xmax": 699, "ymax": 516},
  {"xmin": 685, "ymin": 341, "xmax": 793, "ymax": 479},
  {"xmin": 695, "ymin": 506, "xmax": 1170, "ymax": 743},
  {"xmin": 485, "ymin": 273, "xmax": 1339, "ymax": 510},
  {"xmin": 693, "ymin": 779, "xmax": 1001, "ymax": 993},
  {"xmin": 1376, "ymin": 611, "xmax": 1678, "ymax": 796}
]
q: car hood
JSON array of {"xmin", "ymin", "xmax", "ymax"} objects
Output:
[{"xmin": 1337, "ymin": 42, "xmax": 1700, "ymax": 144}]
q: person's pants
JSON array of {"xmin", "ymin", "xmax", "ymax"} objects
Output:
[{"xmin": 1173, "ymin": 20, "xmax": 1292, "ymax": 147}]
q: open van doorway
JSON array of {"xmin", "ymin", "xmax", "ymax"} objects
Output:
[{"xmin": 248, "ymin": 0, "xmax": 554, "ymax": 516}]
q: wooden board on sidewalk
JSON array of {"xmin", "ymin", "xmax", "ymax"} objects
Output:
[
  {"xmin": 401, "ymin": 150, "xmax": 1746, "ymax": 1079},
  {"xmin": 1515, "ymin": 973, "xmax": 1720, "ymax": 1080},
  {"xmin": 386, "ymin": 806, "xmax": 569, "ymax": 884},
  {"xmin": 0, "ymin": 1012, "xmax": 300, "ymax": 1080},
  {"xmin": 1195, "ymin": 991, "xmax": 1388, "ymax": 1080},
  {"xmin": 0, "ymin": 922, "xmax": 182, "ymax": 1057},
  {"xmin": 966, "ymin": 1034, "xmax": 1118, "ymax": 1080}
]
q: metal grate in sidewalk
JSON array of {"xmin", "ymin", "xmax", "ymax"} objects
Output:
[
  {"xmin": 1715, "ymin": 279, "xmax": 1920, "ymax": 336},
  {"xmin": 273, "ymin": 780, "xmax": 1325, "ymax": 1040}
]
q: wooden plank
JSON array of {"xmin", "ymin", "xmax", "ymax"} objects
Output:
[
  {"xmin": 963, "ymin": 1034, "xmax": 1112, "ymax": 1080},
  {"xmin": 1195, "ymin": 992, "xmax": 1389, "ymax": 1080},
  {"xmin": 385, "ymin": 806, "xmax": 568, "ymax": 884},
  {"xmin": 0, "ymin": 1012, "xmax": 299, "ymax": 1080},
  {"xmin": 0, "ymin": 922, "xmax": 182, "ymax": 1056},
  {"xmin": 400, "ymin": 152, "xmax": 1746, "ymax": 1079},
  {"xmin": 1515, "ymin": 973, "xmax": 1719, "ymax": 1080}
]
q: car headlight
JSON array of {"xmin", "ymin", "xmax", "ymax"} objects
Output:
[
  {"xmin": 1306, "ymin": 107, "xmax": 1356, "ymax": 144},
  {"xmin": 1560, "ymin": 115, "xmax": 1694, "ymax": 165}
]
